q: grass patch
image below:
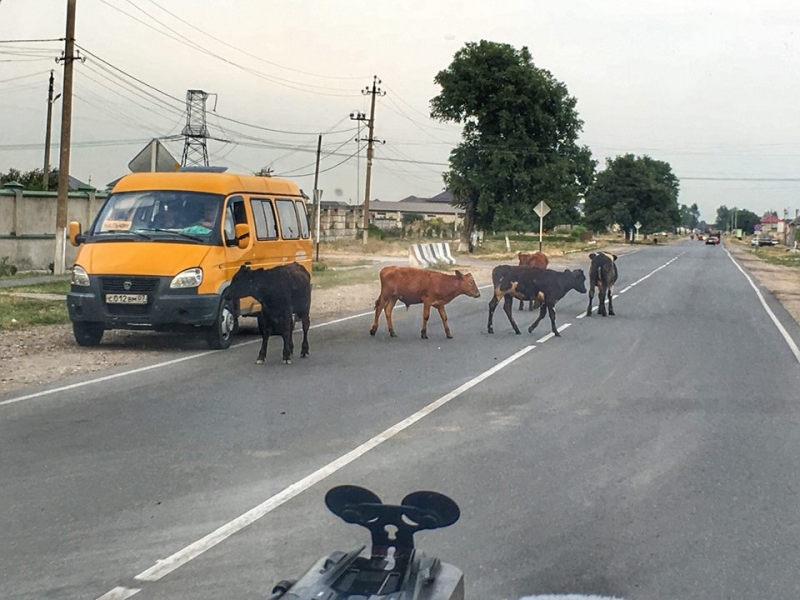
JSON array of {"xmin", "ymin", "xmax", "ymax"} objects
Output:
[
  {"xmin": 0, "ymin": 295, "xmax": 70, "ymax": 330},
  {"xmin": 759, "ymin": 252, "xmax": 800, "ymax": 269},
  {"xmin": 0, "ymin": 280, "xmax": 71, "ymax": 294}
]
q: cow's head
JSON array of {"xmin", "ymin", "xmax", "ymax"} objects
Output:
[
  {"xmin": 227, "ymin": 264, "xmax": 259, "ymax": 300},
  {"xmin": 455, "ymin": 270, "xmax": 481, "ymax": 298},
  {"xmin": 570, "ymin": 268, "xmax": 588, "ymax": 294}
]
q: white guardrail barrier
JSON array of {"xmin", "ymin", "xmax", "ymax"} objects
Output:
[{"xmin": 408, "ymin": 242, "xmax": 457, "ymax": 268}]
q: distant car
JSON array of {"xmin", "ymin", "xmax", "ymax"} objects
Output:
[
  {"xmin": 751, "ymin": 235, "xmax": 778, "ymax": 247},
  {"xmin": 705, "ymin": 235, "xmax": 719, "ymax": 245}
]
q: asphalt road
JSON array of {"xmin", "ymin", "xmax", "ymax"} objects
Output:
[{"xmin": 3, "ymin": 240, "xmax": 800, "ymax": 600}]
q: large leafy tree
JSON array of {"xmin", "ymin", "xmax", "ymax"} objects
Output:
[
  {"xmin": 430, "ymin": 40, "xmax": 595, "ymax": 250},
  {"xmin": 679, "ymin": 202, "xmax": 700, "ymax": 230},
  {"xmin": 584, "ymin": 154, "xmax": 680, "ymax": 238},
  {"xmin": 0, "ymin": 167, "xmax": 59, "ymax": 191},
  {"xmin": 716, "ymin": 205, "xmax": 761, "ymax": 234}
]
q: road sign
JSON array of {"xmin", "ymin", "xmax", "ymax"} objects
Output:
[
  {"xmin": 634, "ymin": 221, "xmax": 642, "ymax": 230},
  {"xmin": 534, "ymin": 201, "xmax": 551, "ymax": 218},
  {"xmin": 754, "ymin": 224, "xmax": 762, "ymax": 232},
  {"xmin": 128, "ymin": 139, "xmax": 180, "ymax": 173}
]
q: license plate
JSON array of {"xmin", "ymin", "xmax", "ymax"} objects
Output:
[{"xmin": 105, "ymin": 294, "xmax": 148, "ymax": 305}]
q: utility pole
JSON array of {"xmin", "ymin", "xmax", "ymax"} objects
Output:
[
  {"xmin": 43, "ymin": 70, "xmax": 61, "ymax": 190},
  {"xmin": 312, "ymin": 134, "xmax": 322, "ymax": 262},
  {"xmin": 54, "ymin": 0, "xmax": 79, "ymax": 275},
  {"xmin": 351, "ymin": 77, "xmax": 384, "ymax": 244},
  {"xmin": 181, "ymin": 90, "xmax": 216, "ymax": 167}
]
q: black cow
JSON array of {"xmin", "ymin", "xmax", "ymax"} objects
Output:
[
  {"xmin": 586, "ymin": 252, "xmax": 618, "ymax": 317},
  {"xmin": 488, "ymin": 266, "xmax": 587, "ymax": 336},
  {"xmin": 226, "ymin": 263, "xmax": 311, "ymax": 364}
]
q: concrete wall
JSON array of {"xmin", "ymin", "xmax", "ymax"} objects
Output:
[
  {"xmin": 0, "ymin": 185, "xmax": 106, "ymax": 270},
  {"xmin": 309, "ymin": 204, "xmax": 363, "ymax": 241}
]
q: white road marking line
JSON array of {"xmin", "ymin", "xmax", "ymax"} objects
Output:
[
  {"xmin": 96, "ymin": 587, "xmax": 141, "ymax": 600},
  {"xmin": 724, "ymin": 247, "xmax": 800, "ymax": 364},
  {"xmin": 576, "ymin": 253, "xmax": 683, "ymax": 318},
  {"xmin": 0, "ymin": 310, "xmax": 376, "ymax": 408},
  {"xmin": 91, "ymin": 345, "xmax": 536, "ymax": 593},
  {"xmin": 535, "ymin": 323, "xmax": 571, "ymax": 343}
]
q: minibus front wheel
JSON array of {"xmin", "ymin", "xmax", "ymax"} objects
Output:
[
  {"xmin": 206, "ymin": 296, "xmax": 236, "ymax": 350},
  {"xmin": 73, "ymin": 321, "xmax": 105, "ymax": 347}
]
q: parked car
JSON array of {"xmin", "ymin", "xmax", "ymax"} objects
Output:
[{"xmin": 751, "ymin": 235, "xmax": 778, "ymax": 247}]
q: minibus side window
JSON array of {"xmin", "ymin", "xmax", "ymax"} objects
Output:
[
  {"xmin": 295, "ymin": 200, "xmax": 310, "ymax": 239},
  {"xmin": 224, "ymin": 196, "xmax": 247, "ymax": 244},
  {"xmin": 276, "ymin": 199, "xmax": 300, "ymax": 240},
  {"xmin": 250, "ymin": 198, "xmax": 278, "ymax": 240}
]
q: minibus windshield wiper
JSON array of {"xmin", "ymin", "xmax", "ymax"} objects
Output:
[
  {"xmin": 146, "ymin": 228, "xmax": 206, "ymax": 243},
  {"xmin": 93, "ymin": 230, "xmax": 152, "ymax": 240}
]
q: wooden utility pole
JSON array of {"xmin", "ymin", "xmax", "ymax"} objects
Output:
[
  {"xmin": 312, "ymin": 134, "xmax": 322, "ymax": 262},
  {"xmin": 359, "ymin": 77, "xmax": 384, "ymax": 244},
  {"xmin": 54, "ymin": 0, "xmax": 78, "ymax": 275},
  {"xmin": 43, "ymin": 70, "xmax": 60, "ymax": 190}
]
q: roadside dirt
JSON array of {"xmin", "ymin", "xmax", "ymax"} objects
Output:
[
  {"xmin": 725, "ymin": 240, "xmax": 800, "ymax": 326},
  {"xmin": 0, "ymin": 245, "xmax": 631, "ymax": 396}
]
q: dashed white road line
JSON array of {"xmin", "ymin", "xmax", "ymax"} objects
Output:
[
  {"xmin": 0, "ymin": 310, "xmax": 376, "ymax": 408},
  {"xmin": 576, "ymin": 252, "xmax": 684, "ymax": 319},
  {"xmin": 96, "ymin": 587, "xmax": 140, "ymax": 600},
  {"xmin": 96, "ymin": 344, "xmax": 537, "ymax": 598},
  {"xmin": 536, "ymin": 323, "xmax": 572, "ymax": 343},
  {"xmin": 724, "ymin": 247, "xmax": 800, "ymax": 364}
]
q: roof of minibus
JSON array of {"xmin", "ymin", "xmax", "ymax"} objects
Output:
[{"xmin": 111, "ymin": 172, "xmax": 304, "ymax": 197}]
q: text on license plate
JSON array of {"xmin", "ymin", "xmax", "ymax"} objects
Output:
[{"xmin": 105, "ymin": 294, "xmax": 147, "ymax": 305}]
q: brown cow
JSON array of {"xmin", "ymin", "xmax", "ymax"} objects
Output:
[
  {"xmin": 370, "ymin": 266, "xmax": 481, "ymax": 339},
  {"xmin": 516, "ymin": 251, "xmax": 549, "ymax": 310}
]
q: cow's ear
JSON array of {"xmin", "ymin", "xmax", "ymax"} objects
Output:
[
  {"xmin": 455, "ymin": 270, "xmax": 464, "ymax": 279},
  {"xmin": 588, "ymin": 253, "xmax": 596, "ymax": 260},
  {"xmin": 611, "ymin": 254, "xmax": 618, "ymax": 261}
]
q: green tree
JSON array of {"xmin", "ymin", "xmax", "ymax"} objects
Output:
[
  {"xmin": 0, "ymin": 167, "xmax": 59, "ymax": 191},
  {"xmin": 728, "ymin": 208, "xmax": 761, "ymax": 234},
  {"xmin": 715, "ymin": 205, "xmax": 731, "ymax": 231},
  {"xmin": 430, "ymin": 40, "xmax": 595, "ymax": 250},
  {"xmin": 679, "ymin": 202, "xmax": 700, "ymax": 230},
  {"xmin": 584, "ymin": 154, "xmax": 680, "ymax": 238}
]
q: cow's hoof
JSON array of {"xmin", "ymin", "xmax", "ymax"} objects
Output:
[
  {"xmin": 389, "ymin": 331, "xmax": 397, "ymax": 338},
  {"xmin": 527, "ymin": 326, "xmax": 535, "ymax": 334},
  {"xmin": 255, "ymin": 359, "xmax": 265, "ymax": 365},
  {"xmin": 283, "ymin": 359, "xmax": 292, "ymax": 365},
  {"xmin": 488, "ymin": 327, "xmax": 494, "ymax": 334},
  {"xmin": 301, "ymin": 352, "xmax": 309, "ymax": 358},
  {"xmin": 421, "ymin": 332, "xmax": 428, "ymax": 340},
  {"xmin": 369, "ymin": 328, "xmax": 376, "ymax": 336},
  {"xmin": 514, "ymin": 329, "xmax": 522, "ymax": 335},
  {"xmin": 585, "ymin": 311, "xmax": 592, "ymax": 317},
  {"xmin": 609, "ymin": 311, "xmax": 615, "ymax": 316},
  {"xmin": 446, "ymin": 333, "xmax": 453, "ymax": 339},
  {"xmin": 554, "ymin": 332, "xmax": 562, "ymax": 337}
]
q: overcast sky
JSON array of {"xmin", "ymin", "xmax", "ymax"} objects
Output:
[{"xmin": 3, "ymin": 0, "xmax": 800, "ymax": 223}]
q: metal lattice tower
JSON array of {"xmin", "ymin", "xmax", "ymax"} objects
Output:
[{"xmin": 181, "ymin": 90, "xmax": 211, "ymax": 167}]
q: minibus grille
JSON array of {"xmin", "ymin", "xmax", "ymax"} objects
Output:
[
  {"xmin": 99, "ymin": 277, "xmax": 159, "ymax": 293},
  {"xmin": 105, "ymin": 304, "xmax": 151, "ymax": 316}
]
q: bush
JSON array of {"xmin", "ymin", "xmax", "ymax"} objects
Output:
[
  {"xmin": 312, "ymin": 262, "xmax": 328, "ymax": 272},
  {"xmin": 0, "ymin": 257, "xmax": 18, "ymax": 277},
  {"xmin": 368, "ymin": 223, "xmax": 385, "ymax": 240}
]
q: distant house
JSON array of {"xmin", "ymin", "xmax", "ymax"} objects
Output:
[
  {"xmin": 369, "ymin": 190, "xmax": 463, "ymax": 230},
  {"xmin": 760, "ymin": 213, "xmax": 781, "ymax": 233}
]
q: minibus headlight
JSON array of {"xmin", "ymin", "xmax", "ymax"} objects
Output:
[
  {"xmin": 71, "ymin": 265, "xmax": 90, "ymax": 287},
  {"xmin": 170, "ymin": 267, "xmax": 203, "ymax": 289}
]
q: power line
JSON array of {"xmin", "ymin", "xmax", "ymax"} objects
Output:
[
  {"xmin": 141, "ymin": 0, "xmax": 367, "ymax": 81},
  {"xmin": 98, "ymin": 0, "xmax": 360, "ymax": 97},
  {"xmin": 75, "ymin": 45, "xmax": 358, "ymax": 136},
  {"xmin": 0, "ymin": 38, "xmax": 64, "ymax": 43},
  {"xmin": 0, "ymin": 69, "xmax": 52, "ymax": 84},
  {"xmin": 277, "ymin": 145, "xmax": 365, "ymax": 178}
]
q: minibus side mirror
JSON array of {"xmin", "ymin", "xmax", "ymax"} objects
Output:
[
  {"xmin": 235, "ymin": 223, "xmax": 251, "ymax": 249},
  {"xmin": 68, "ymin": 221, "xmax": 85, "ymax": 246}
]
